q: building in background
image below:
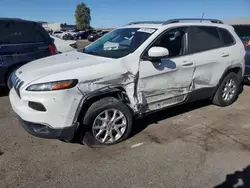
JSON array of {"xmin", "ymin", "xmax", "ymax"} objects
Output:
[
  {"xmin": 42, "ymin": 23, "xmax": 76, "ymax": 32},
  {"xmin": 223, "ymin": 17, "xmax": 250, "ymax": 25},
  {"xmin": 223, "ymin": 17, "xmax": 250, "ymax": 47}
]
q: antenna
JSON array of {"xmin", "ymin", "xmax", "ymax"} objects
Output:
[{"xmin": 201, "ymin": 12, "xmax": 205, "ymax": 22}]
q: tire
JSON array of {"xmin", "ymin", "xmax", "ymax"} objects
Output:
[
  {"xmin": 80, "ymin": 97, "xmax": 133, "ymax": 148},
  {"xmin": 78, "ymin": 36, "xmax": 82, "ymax": 40},
  {"xmin": 212, "ymin": 72, "xmax": 240, "ymax": 107}
]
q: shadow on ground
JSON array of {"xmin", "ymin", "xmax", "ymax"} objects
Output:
[
  {"xmin": 215, "ymin": 165, "xmax": 250, "ymax": 188},
  {"xmin": 130, "ymin": 99, "xmax": 211, "ymax": 138},
  {"xmin": 0, "ymin": 87, "xmax": 9, "ymax": 97}
]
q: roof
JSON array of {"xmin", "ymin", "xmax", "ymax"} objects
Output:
[
  {"xmin": 223, "ymin": 17, "xmax": 250, "ymax": 25},
  {"xmin": 0, "ymin": 17, "xmax": 36, "ymax": 24},
  {"xmin": 121, "ymin": 18, "xmax": 226, "ymax": 29}
]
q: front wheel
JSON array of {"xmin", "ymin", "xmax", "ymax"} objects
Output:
[
  {"xmin": 212, "ymin": 72, "xmax": 240, "ymax": 107},
  {"xmin": 80, "ymin": 97, "xmax": 133, "ymax": 148}
]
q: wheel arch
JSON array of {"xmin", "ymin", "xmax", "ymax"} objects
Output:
[
  {"xmin": 76, "ymin": 86, "xmax": 134, "ymax": 123},
  {"xmin": 212, "ymin": 66, "xmax": 243, "ymax": 96}
]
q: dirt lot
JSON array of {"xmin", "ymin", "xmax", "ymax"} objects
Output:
[
  {"xmin": 1, "ymin": 84, "xmax": 250, "ymax": 188},
  {"xmin": 1, "ymin": 42, "xmax": 250, "ymax": 188}
]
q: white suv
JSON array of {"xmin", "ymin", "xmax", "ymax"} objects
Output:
[{"xmin": 9, "ymin": 18, "xmax": 245, "ymax": 147}]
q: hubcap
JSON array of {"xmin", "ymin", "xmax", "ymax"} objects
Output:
[
  {"xmin": 222, "ymin": 78, "xmax": 236, "ymax": 101},
  {"xmin": 92, "ymin": 109, "xmax": 127, "ymax": 144}
]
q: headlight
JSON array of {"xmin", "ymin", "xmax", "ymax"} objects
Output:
[{"xmin": 26, "ymin": 79, "xmax": 78, "ymax": 91}]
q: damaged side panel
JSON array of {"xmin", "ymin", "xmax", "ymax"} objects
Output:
[
  {"xmin": 77, "ymin": 68, "xmax": 141, "ymax": 112},
  {"xmin": 137, "ymin": 58, "xmax": 195, "ymax": 112}
]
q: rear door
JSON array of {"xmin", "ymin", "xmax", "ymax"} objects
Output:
[{"xmin": 187, "ymin": 26, "xmax": 231, "ymax": 91}]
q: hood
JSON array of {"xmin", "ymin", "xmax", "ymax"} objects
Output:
[{"xmin": 16, "ymin": 51, "xmax": 114, "ymax": 85}]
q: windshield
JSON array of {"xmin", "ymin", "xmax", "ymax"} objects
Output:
[{"xmin": 83, "ymin": 28, "xmax": 156, "ymax": 58}]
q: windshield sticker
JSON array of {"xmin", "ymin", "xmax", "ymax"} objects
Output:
[{"xmin": 137, "ymin": 28, "xmax": 156, "ymax": 34}]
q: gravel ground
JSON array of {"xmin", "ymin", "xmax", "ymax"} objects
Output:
[{"xmin": 1, "ymin": 45, "xmax": 250, "ymax": 187}]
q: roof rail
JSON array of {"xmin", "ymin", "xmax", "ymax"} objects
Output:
[
  {"xmin": 163, "ymin": 18, "xmax": 224, "ymax": 24},
  {"xmin": 126, "ymin": 21, "xmax": 165, "ymax": 25},
  {"xmin": 125, "ymin": 18, "xmax": 224, "ymax": 26}
]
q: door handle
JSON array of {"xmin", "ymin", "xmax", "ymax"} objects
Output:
[
  {"xmin": 182, "ymin": 61, "xmax": 193, "ymax": 67},
  {"xmin": 221, "ymin": 53, "xmax": 229, "ymax": 57}
]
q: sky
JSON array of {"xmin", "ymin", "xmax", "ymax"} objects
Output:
[{"xmin": 1, "ymin": 0, "xmax": 250, "ymax": 28}]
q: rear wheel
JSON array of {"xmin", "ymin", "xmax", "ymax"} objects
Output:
[
  {"xmin": 212, "ymin": 72, "xmax": 240, "ymax": 107},
  {"xmin": 78, "ymin": 36, "xmax": 82, "ymax": 40},
  {"xmin": 80, "ymin": 97, "xmax": 133, "ymax": 148}
]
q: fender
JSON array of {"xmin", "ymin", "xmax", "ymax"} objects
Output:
[{"xmin": 72, "ymin": 85, "xmax": 131, "ymax": 124}]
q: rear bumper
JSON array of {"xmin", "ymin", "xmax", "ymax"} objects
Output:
[{"xmin": 18, "ymin": 116, "xmax": 78, "ymax": 140}]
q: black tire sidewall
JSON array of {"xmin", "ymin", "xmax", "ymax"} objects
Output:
[
  {"xmin": 215, "ymin": 73, "xmax": 239, "ymax": 106},
  {"xmin": 81, "ymin": 98, "xmax": 133, "ymax": 147}
]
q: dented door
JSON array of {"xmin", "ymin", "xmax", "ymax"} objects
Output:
[{"xmin": 138, "ymin": 55, "xmax": 195, "ymax": 111}]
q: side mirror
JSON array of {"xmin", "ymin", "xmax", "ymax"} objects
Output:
[{"xmin": 148, "ymin": 47, "xmax": 169, "ymax": 59}]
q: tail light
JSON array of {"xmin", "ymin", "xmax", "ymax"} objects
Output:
[
  {"xmin": 49, "ymin": 44, "xmax": 57, "ymax": 55},
  {"xmin": 70, "ymin": 43, "xmax": 77, "ymax": 49},
  {"xmin": 244, "ymin": 43, "xmax": 247, "ymax": 50}
]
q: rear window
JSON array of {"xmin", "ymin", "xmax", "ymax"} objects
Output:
[
  {"xmin": 219, "ymin": 28, "xmax": 235, "ymax": 46},
  {"xmin": 188, "ymin": 26, "xmax": 223, "ymax": 53},
  {"xmin": 0, "ymin": 21, "xmax": 45, "ymax": 44}
]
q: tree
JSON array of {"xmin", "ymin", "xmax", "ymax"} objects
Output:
[{"xmin": 75, "ymin": 2, "xmax": 91, "ymax": 30}]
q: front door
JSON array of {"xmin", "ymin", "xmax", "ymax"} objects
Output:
[{"xmin": 138, "ymin": 27, "xmax": 195, "ymax": 112}]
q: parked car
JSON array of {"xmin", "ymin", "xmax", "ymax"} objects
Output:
[
  {"xmin": 9, "ymin": 18, "xmax": 245, "ymax": 147},
  {"xmin": 232, "ymin": 25, "xmax": 250, "ymax": 83},
  {"xmin": 244, "ymin": 44, "xmax": 250, "ymax": 83},
  {"xmin": 50, "ymin": 36, "xmax": 77, "ymax": 53},
  {"xmin": 0, "ymin": 18, "xmax": 57, "ymax": 88},
  {"xmin": 52, "ymin": 31, "xmax": 66, "ymax": 38},
  {"xmin": 73, "ymin": 30, "xmax": 89, "ymax": 40},
  {"xmin": 62, "ymin": 33, "xmax": 74, "ymax": 40},
  {"xmin": 88, "ymin": 31, "xmax": 110, "ymax": 42}
]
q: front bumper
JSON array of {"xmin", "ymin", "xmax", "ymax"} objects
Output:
[
  {"xmin": 18, "ymin": 116, "xmax": 78, "ymax": 140},
  {"xmin": 9, "ymin": 85, "xmax": 83, "ymax": 132}
]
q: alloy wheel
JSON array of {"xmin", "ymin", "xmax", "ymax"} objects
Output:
[
  {"xmin": 222, "ymin": 78, "xmax": 236, "ymax": 101},
  {"xmin": 92, "ymin": 109, "xmax": 127, "ymax": 144}
]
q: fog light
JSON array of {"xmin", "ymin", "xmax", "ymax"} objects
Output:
[{"xmin": 28, "ymin": 102, "xmax": 46, "ymax": 112}]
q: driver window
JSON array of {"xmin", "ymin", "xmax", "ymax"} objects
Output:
[{"xmin": 150, "ymin": 27, "xmax": 188, "ymax": 58}]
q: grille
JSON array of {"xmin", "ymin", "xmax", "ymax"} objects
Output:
[{"xmin": 11, "ymin": 73, "xmax": 24, "ymax": 98}]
